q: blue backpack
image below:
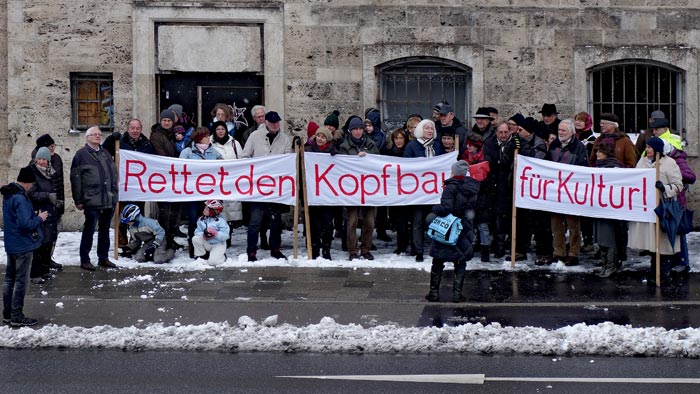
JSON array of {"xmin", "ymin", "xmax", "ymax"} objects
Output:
[{"xmin": 426, "ymin": 214, "xmax": 463, "ymax": 246}]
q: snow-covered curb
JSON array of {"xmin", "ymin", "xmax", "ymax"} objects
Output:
[{"xmin": 2, "ymin": 317, "xmax": 699, "ymax": 358}]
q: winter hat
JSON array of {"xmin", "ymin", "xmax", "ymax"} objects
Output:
[
  {"xmin": 438, "ymin": 104, "xmax": 454, "ymax": 115},
  {"xmin": 599, "ymin": 113, "xmax": 619, "ymax": 123},
  {"xmin": 173, "ymin": 125, "xmax": 187, "ymax": 135},
  {"xmin": 210, "ymin": 121, "xmax": 227, "ymax": 133},
  {"xmin": 646, "ymin": 136, "xmax": 665, "ymax": 156},
  {"xmin": 168, "ymin": 104, "xmax": 183, "ymax": 120},
  {"xmin": 440, "ymin": 126, "xmax": 456, "ymax": 137},
  {"xmin": 518, "ymin": 117, "xmax": 539, "ymax": 135},
  {"xmin": 36, "ymin": 133, "xmax": 55, "ymax": 147},
  {"xmin": 307, "ymin": 121, "xmax": 320, "ymax": 139},
  {"xmin": 650, "ymin": 118, "xmax": 670, "ymax": 129},
  {"xmin": 597, "ymin": 139, "xmax": 616, "ymax": 158},
  {"xmin": 347, "ymin": 117, "xmax": 365, "ymax": 131},
  {"xmin": 650, "ymin": 110, "xmax": 666, "ymax": 120},
  {"xmin": 509, "ymin": 113, "xmax": 525, "ymax": 125},
  {"xmin": 451, "ymin": 160, "xmax": 470, "ymax": 177},
  {"xmin": 160, "ymin": 109, "xmax": 176, "ymax": 122},
  {"xmin": 473, "ymin": 107, "xmax": 494, "ymax": 119},
  {"xmin": 539, "ymin": 103, "xmax": 559, "ymax": 115},
  {"xmin": 265, "ymin": 111, "xmax": 282, "ymax": 123},
  {"xmin": 17, "ymin": 166, "xmax": 35, "ymax": 183},
  {"xmin": 35, "ymin": 147, "xmax": 51, "ymax": 162},
  {"xmin": 191, "ymin": 127, "xmax": 210, "ymax": 144},
  {"xmin": 466, "ymin": 134, "xmax": 484, "ymax": 149},
  {"xmin": 314, "ymin": 126, "xmax": 333, "ymax": 142},
  {"xmin": 324, "ymin": 110, "xmax": 340, "ymax": 129}
]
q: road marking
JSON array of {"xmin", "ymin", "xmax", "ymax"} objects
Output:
[{"xmin": 278, "ymin": 374, "xmax": 700, "ymax": 385}]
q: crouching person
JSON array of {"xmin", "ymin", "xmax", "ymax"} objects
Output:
[
  {"xmin": 120, "ymin": 204, "xmax": 174, "ymax": 264},
  {"xmin": 425, "ymin": 161, "xmax": 479, "ymax": 303},
  {"xmin": 192, "ymin": 200, "xmax": 230, "ymax": 265}
]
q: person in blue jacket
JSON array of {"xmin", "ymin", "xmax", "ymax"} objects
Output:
[
  {"xmin": 192, "ymin": 200, "xmax": 231, "ymax": 266},
  {"xmin": 2, "ymin": 166, "xmax": 48, "ymax": 327},
  {"xmin": 119, "ymin": 204, "xmax": 175, "ymax": 264}
]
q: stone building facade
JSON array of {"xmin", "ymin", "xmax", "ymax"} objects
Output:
[{"xmin": 1, "ymin": 0, "xmax": 699, "ymax": 229}]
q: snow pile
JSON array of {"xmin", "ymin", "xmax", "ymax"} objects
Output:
[{"xmin": 1, "ymin": 317, "xmax": 699, "ymax": 358}]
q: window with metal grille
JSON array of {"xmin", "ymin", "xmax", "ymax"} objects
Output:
[
  {"xmin": 588, "ymin": 60, "xmax": 684, "ymax": 135},
  {"xmin": 378, "ymin": 58, "xmax": 471, "ymax": 131},
  {"xmin": 70, "ymin": 73, "xmax": 114, "ymax": 131}
]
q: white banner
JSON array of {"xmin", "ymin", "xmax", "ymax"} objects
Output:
[
  {"xmin": 304, "ymin": 152, "xmax": 458, "ymax": 206},
  {"xmin": 119, "ymin": 150, "xmax": 296, "ymax": 205},
  {"xmin": 515, "ymin": 155, "xmax": 656, "ymax": 222}
]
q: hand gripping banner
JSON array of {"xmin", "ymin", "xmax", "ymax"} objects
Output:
[
  {"xmin": 515, "ymin": 155, "xmax": 656, "ymax": 223},
  {"xmin": 304, "ymin": 151, "xmax": 458, "ymax": 206},
  {"xmin": 119, "ymin": 150, "xmax": 296, "ymax": 205}
]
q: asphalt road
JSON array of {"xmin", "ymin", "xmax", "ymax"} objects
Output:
[{"xmin": 2, "ymin": 349, "xmax": 699, "ymax": 394}]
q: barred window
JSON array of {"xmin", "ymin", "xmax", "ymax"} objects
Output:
[
  {"xmin": 378, "ymin": 58, "xmax": 471, "ymax": 131},
  {"xmin": 70, "ymin": 73, "xmax": 114, "ymax": 131},
  {"xmin": 588, "ymin": 61, "xmax": 684, "ymax": 134}
]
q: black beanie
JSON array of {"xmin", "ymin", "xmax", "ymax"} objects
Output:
[
  {"xmin": 36, "ymin": 134, "xmax": 55, "ymax": 147},
  {"xmin": 17, "ymin": 166, "xmax": 35, "ymax": 183}
]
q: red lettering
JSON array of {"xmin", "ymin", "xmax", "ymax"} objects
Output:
[
  {"xmin": 168, "ymin": 164, "xmax": 182, "ymax": 194},
  {"xmin": 124, "ymin": 160, "xmax": 146, "ymax": 192},
  {"xmin": 421, "ymin": 172, "xmax": 439, "ymax": 194},
  {"xmin": 195, "ymin": 174, "xmax": 216, "ymax": 195},
  {"xmin": 397, "ymin": 165, "xmax": 419, "ymax": 195},
  {"xmin": 218, "ymin": 167, "xmax": 232, "ymax": 196},
  {"xmin": 596, "ymin": 175, "xmax": 607, "ymax": 208},
  {"xmin": 338, "ymin": 174, "xmax": 359, "ymax": 196},
  {"xmin": 315, "ymin": 164, "xmax": 337, "ymax": 196},
  {"xmin": 360, "ymin": 174, "xmax": 380, "ymax": 204},
  {"xmin": 235, "ymin": 165, "xmax": 254, "ymax": 195},
  {"xmin": 148, "ymin": 173, "xmax": 166, "ymax": 193},
  {"xmin": 279, "ymin": 175, "xmax": 295, "ymax": 198},
  {"xmin": 557, "ymin": 171, "xmax": 574, "ymax": 203},
  {"xmin": 257, "ymin": 175, "xmax": 276, "ymax": 196}
]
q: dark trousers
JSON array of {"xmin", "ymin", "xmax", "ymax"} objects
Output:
[
  {"xmin": 515, "ymin": 208, "xmax": 553, "ymax": 256},
  {"xmin": 157, "ymin": 201, "xmax": 182, "ymax": 245},
  {"xmin": 411, "ymin": 206, "xmax": 431, "ymax": 255},
  {"xmin": 3, "ymin": 251, "xmax": 33, "ymax": 320},
  {"xmin": 80, "ymin": 207, "xmax": 115, "ymax": 264},
  {"xmin": 247, "ymin": 202, "xmax": 282, "ymax": 253},
  {"xmin": 390, "ymin": 206, "xmax": 410, "ymax": 252},
  {"xmin": 30, "ymin": 242, "xmax": 52, "ymax": 279},
  {"xmin": 309, "ymin": 206, "xmax": 334, "ymax": 252}
]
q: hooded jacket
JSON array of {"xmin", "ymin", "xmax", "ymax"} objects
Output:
[
  {"xmin": 1, "ymin": 182, "xmax": 43, "ymax": 254},
  {"xmin": 429, "ymin": 176, "xmax": 480, "ymax": 263}
]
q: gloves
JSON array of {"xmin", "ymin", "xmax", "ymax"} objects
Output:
[
  {"xmin": 655, "ymin": 181, "xmax": 666, "ymax": 192},
  {"xmin": 48, "ymin": 193, "xmax": 57, "ymax": 205},
  {"xmin": 512, "ymin": 135, "xmax": 522, "ymax": 150},
  {"xmin": 119, "ymin": 246, "xmax": 133, "ymax": 258},
  {"xmin": 203, "ymin": 227, "xmax": 218, "ymax": 239},
  {"xmin": 144, "ymin": 244, "xmax": 157, "ymax": 260},
  {"xmin": 111, "ymin": 131, "xmax": 122, "ymax": 140}
]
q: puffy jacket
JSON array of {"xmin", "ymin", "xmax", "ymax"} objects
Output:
[
  {"xmin": 195, "ymin": 215, "xmax": 230, "ymax": 244},
  {"xmin": 429, "ymin": 176, "xmax": 480, "ymax": 263},
  {"xmin": 70, "ymin": 145, "xmax": 118, "ymax": 209},
  {"xmin": 1, "ymin": 182, "xmax": 43, "ymax": 254},
  {"xmin": 179, "ymin": 143, "xmax": 223, "ymax": 160}
]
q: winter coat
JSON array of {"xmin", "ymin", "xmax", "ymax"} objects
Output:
[
  {"xmin": 546, "ymin": 136, "xmax": 589, "ymax": 167},
  {"xmin": 658, "ymin": 129, "xmax": 683, "ymax": 151},
  {"xmin": 304, "ymin": 139, "xmax": 336, "ymax": 155},
  {"xmin": 576, "ymin": 128, "xmax": 596, "ymax": 159},
  {"xmin": 212, "ymin": 134, "xmax": 244, "ymax": 222},
  {"xmin": 593, "ymin": 157, "xmax": 625, "ymax": 248},
  {"xmin": 241, "ymin": 128, "xmax": 293, "ymax": 158},
  {"xmin": 667, "ymin": 148, "xmax": 696, "ymax": 208},
  {"xmin": 538, "ymin": 118, "xmax": 561, "ymax": 140},
  {"xmin": 118, "ymin": 133, "xmax": 154, "ymax": 154},
  {"xmin": 1, "ymin": 182, "xmax": 43, "ymax": 254},
  {"xmin": 471, "ymin": 123, "xmax": 495, "ymax": 143},
  {"xmin": 150, "ymin": 124, "xmax": 178, "ymax": 158},
  {"xmin": 628, "ymin": 156, "xmax": 683, "ymax": 254},
  {"xmin": 127, "ymin": 215, "xmax": 166, "ymax": 246},
  {"xmin": 518, "ymin": 133, "xmax": 548, "ymax": 160},
  {"xmin": 589, "ymin": 133, "xmax": 637, "ymax": 168},
  {"xmin": 175, "ymin": 128, "xmax": 194, "ymax": 153},
  {"xmin": 367, "ymin": 130, "xmax": 387, "ymax": 152},
  {"xmin": 437, "ymin": 117, "xmax": 470, "ymax": 151},
  {"xmin": 337, "ymin": 134, "xmax": 379, "ymax": 156},
  {"xmin": 179, "ymin": 142, "xmax": 223, "ymax": 161},
  {"xmin": 28, "ymin": 164, "xmax": 60, "ymax": 243},
  {"xmin": 483, "ymin": 136, "xmax": 514, "ymax": 215},
  {"xmin": 194, "ymin": 215, "xmax": 230, "ymax": 244},
  {"xmin": 403, "ymin": 138, "xmax": 445, "ymax": 158},
  {"xmin": 70, "ymin": 145, "xmax": 118, "ymax": 210},
  {"xmin": 30, "ymin": 148, "xmax": 65, "ymax": 216},
  {"xmin": 429, "ymin": 176, "xmax": 480, "ymax": 263}
]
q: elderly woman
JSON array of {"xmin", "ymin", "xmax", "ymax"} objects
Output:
[
  {"xmin": 28, "ymin": 147, "xmax": 60, "ymax": 284},
  {"xmin": 404, "ymin": 119, "xmax": 445, "ymax": 262},
  {"xmin": 180, "ymin": 127, "xmax": 223, "ymax": 258},
  {"xmin": 628, "ymin": 137, "xmax": 683, "ymax": 285},
  {"xmin": 543, "ymin": 119, "xmax": 589, "ymax": 266}
]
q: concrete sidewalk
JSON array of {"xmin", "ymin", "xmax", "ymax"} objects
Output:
[{"xmin": 23, "ymin": 265, "xmax": 700, "ymax": 330}]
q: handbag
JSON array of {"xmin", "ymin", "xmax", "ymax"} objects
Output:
[
  {"xmin": 426, "ymin": 214, "xmax": 463, "ymax": 245},
  {"xmin": 679, "ymin": 207, "xmax": 694, "ymax": 235}
]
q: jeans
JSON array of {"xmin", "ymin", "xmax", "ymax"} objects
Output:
[
  {"xmin": 477, "ymin": 222, "xmax": 490, "ymax": 247},
  {"xmin": 80, "ymin": 207, "xmax": 115, "ymax": 263},
  {"xmin": 3, "ymin": 251, "xmax": 33, "ymax": 320},
  {"xmin": 247, "ymin": 202, "xmax": 282, "ymax": 253}
]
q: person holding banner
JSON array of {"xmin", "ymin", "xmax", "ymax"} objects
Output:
[
  {"xmin": 628, "ymin": 137, "xmax": 683, "ymax": 285},
  {"xmin": 404, "ymin": 119, "xmax": 445, "ymax": 262},
  {"xmin": 483, "ymin": 121, "xmax": 515, "ymax": 259},
  {"xmin": 543, "ymin": 119, "xmax": 589, "ymax": 266},
  {"xmin": 338, "ymin": 117, "xmax": 380, "ymax": 260},
  {"xmin": 211, "ymin": 120, "xmax": 244, "ymax": 238},
  {"xmin": 240, "ymin": 111, "xmax": 292, "ymax": 262},
  {"xmin": 381, "ymin": 127, "xmax": 411, "ymax": 254},
  {"xmin": 425, "ymin": 160, "xmax": 479, "ymax": 303},
  {"xmin": 305, "ymin": 127, "xmax": 337, "ymax": 260}
]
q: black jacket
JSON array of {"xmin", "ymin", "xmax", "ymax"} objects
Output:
[
  {"xmin": 28, "ymin": 164, "xmax": 60, "ymax": 242},
  {"xmin": 69, "ymin": 145, "xmax": 118, "ymax": 209},
  {"xmin": 429, "ymin": 176, "xmax": 480, "ymax": 263}
]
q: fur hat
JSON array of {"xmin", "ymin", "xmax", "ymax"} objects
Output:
[
  {"xmin": 35, "ymin": 147, "xmax": 51, "ymax": 162},
  {"xmin": 646, "ymin": 136, "xmax": 665, "ymax": 156},
  {"xmin": 36, "ymin": 133, "xmax": 55, "ymax": 147},
  {"xmin": 17, "ymin": 166, "xmax": 35, "ymax": 183},
  {"xmin": 597, "ymin": 138, "xmax": 616, "ymax": 158},
  {"xmin": 451, "ymin": 160, "xmax": 470, "ymax": 177},
  {"xmin": 160, "ymin": 109, "xmax": 175, "ymax": 122},
  {"xmin": 599, "ymin": 113, "xmax": 619, "ymax": 123},
  {"xmin": 307, "ymin": 121, "xmax": 320, "ymax": 139},
  {"xmin": 314, "ymin": 126, "xmax": 333, "ymax": 142},
  {"xmin": 324, "ymin": 110, "xmax": 340, "ymax": 129}
]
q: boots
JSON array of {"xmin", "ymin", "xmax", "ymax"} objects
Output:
[
  {"xmin": 311, "ymin": 244, "xmax": 320, "ymax": 260},
  {"xmin": 480, "ymin": 247, "xmax": 490, "ymax": 262},
  {"xmin": 452, "ymin": 262, "xmax": 467, "ymax": 303},
  {"xmin": 598, "ymin": 246, "xmax": 617, "ymax": 278},
  {"xmin": 425, "ymin": 261, "xmax": 444, "ymax": 302},
  {"xmin": 321, "ymin": 243, "xmax": 332, "ymax": 260}
]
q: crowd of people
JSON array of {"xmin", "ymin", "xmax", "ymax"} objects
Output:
[{"xmin": 2, "ymin": 100, "xmax": 695, "ymax": 326}]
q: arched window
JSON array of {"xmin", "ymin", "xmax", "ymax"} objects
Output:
[
  {"xmin": 378, "ymin": 58, "xmax": 472, "ymax": 131},
  {"xmin": 588, "ymin": 60, "xmax": 684, "ymax": 134}
]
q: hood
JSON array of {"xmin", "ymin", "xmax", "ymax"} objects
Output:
[
  {"xmin": 445, "ymin": 176, "xmax": 480, "ymax": 195},
  {"xmin": 0, "ymin": 182, "xmax": 23, "ymax": 197}
]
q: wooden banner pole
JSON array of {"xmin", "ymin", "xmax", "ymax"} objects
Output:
[
  {"xmin": 113, "ymin": 139, "xmax": 121, "ymax": 260},
  {"xmin": 655, "ymin": 152, "xmax": 661, "ymax": 287},
  {"xmin": 300, "ymin": 148, "xmax": 313, "ymax": 260},
  {"xmin": 511, "ymin": 148, "xmax": 519, "ymax": 268},
  {"xmin": 293, "ymin": 143, "xmax": 300, "ymax": 259}
]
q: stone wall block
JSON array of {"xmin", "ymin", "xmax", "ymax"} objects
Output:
[
  {"xmin": 657, "ymin": 10, "xmax": 700, "ymax": 31},
  {"xmin": 438, "ymin": 7, "xmax": 473, "ymax": 27},
  {"xmin": 286, "ymin": 66, "xmax": 317, "ymax": 81},
  {"xmin": 543, "ymin": 9, "xmax": 580, "ymax": 29},
  {"xmin": 286, "ymin": 46, "xmax": 328, "ymax": 67},
  {"xmin": 286, "ymin": 100, "xmax": 362, "ymax": 125},
  {"xmin": 646, "ymin": 0, "xmax": 690, "ymax": 7},
  {"xmin": 285, "ymin": 3, "xmax": 319, "ymax": 26},
  {"xmin": 603, "ymin": 29, "xmax": 678, "ymax": 46},
  {"xmin": 406, "ymin": 7, "xmax": 442, "ymax": 27},
  {"xmin": 472, "ymin": 10, "xmax": 527, "ymax": 28},
  {"xmin": 470, "ymin": 28, "xmax": 502, "ymax": 46},
  {"xmin": 554, "ymin": 29, "xmax": 604, "ymax": 46},
  {"xmin": 529, "ymin": 29, "xmax": 555, "ymax": 47},
  {"xmin": 619, "ymin": 11, "xmax": 657, "ymax": 31},
  {"xmin": 497, "ymin": 28, "xmax": 530, "ymax": 47},
  {"xmin": 360, "ymin": 27, "xmax": 417, "ymax": 45},
  {"xmin": 320, "ymin": 6, "xmax": 360, "ymax": 26},
  {"xmin": 579, "ymin": 9, "xmax": 621, "ymax": 30},
  {"xmin": 484, "ymin": 47, "xmax": 535, "ymax": 69},
  {"xmin": 327, "ymin": 46, "xmax": 363, "ymax": 67},
  {"xmin": 357, "ymin": 6, "xmax": 406, "ymax": 27},
  {"xmin": 286, "ymin": 81, "xmax": 334, "ymax": 101},
  {"xmin": 536, "ymin": 48, "xmax": 572, "ymax": 70}
]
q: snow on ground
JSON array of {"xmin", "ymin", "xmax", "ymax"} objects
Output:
[{"xmin": 1, "ymin": 228, "xmax": 699, "ymax": 356}]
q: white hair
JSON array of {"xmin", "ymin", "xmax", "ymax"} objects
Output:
[
  {"xmin": 413, "ymin": 119, "xmax": 436, "ymax": 140},
  {"xmin": 85, "ymin": 126, "xmax": 101, "ymax": 137}
]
